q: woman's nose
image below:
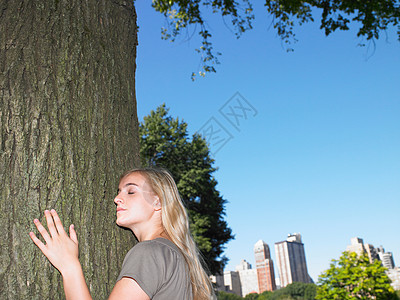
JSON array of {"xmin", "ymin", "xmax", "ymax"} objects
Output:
[{"xmin": 114, "ymin": 196, "xmax": 123, "ymax": 204}]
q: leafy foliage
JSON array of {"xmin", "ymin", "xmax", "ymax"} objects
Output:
[
  {"xmin": 278, "ymin": 282, "xmax": 316, "ymax": 300},
  {"xmin": 151, "ymin": 0, "xmax": 400, "ymax": 78},
  {"xmin": 139, "ymin": 104, "xmax": 233, "ymax": 274},
  {"xmin": 244, "ymin": 292, "xmax": 264, "ymax": 300},
  {"xmin": 152, "ymin": 0, "xmax": 254, "ymax": 79},
  {"xmin": 316, "ymin": 251, "xmax": 399, "ymax": 300},
  {"xmin": 218, "ymin": 291, "xmax": 245, "ymax": 300},
  {"xmin": 218, "ymin": 282, "xmax": 316, "ymax": 299},
  {"xmin": 261, "ymin": 282, "xmax": 316, "ymax": 300},
  {"xmin": 265, "ymin": 0, "xmax": 400, "ymax": 50}
]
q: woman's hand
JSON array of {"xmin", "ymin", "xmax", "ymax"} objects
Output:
[{"xmin": 29, "ymin": 209, "xmax": 80, "ymax": 275}]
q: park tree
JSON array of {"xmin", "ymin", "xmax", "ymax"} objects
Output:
[
  {"xmin": 218, "ymin": 291, "xmax": 244, "ymax": 300},
  {"xmin": 139, "ymin": 104, "xmax": 233, "ymax": 274},
  {"xmin": 258, "ymin": 282, "xmax": 316, "ymax": 300},
  {"xmin": 245, "ymin": 292, "xmax": 264, "ymax": 299},
  {"xmin": 274, "ymin": 282, "xmax": 316, "ymax": 300},
  {"xmin": 1, "ymin": 1, "xmax": 139, "ymax": 299},
  {"xmin": 316, "ymin": 251, "xmax": 398, "ymax": 300},
  {"xmin": 153, "ymin": 0, "xmax": 400, "ymax": 78},
  {"xmin": 2, "ymin": 0, "xmax": 399, "ymax": 299}
]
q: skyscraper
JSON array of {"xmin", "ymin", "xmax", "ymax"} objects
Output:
[
  {"xmin": 254, "ymin": 240, "xmax": 276, "ymax": 292},
  {"xmin": 235, "ymin": 259, "xmax": 259, "ymax": 297},
  {"xmin": 346, "ymin": 237, "xmax": 365, "ymax": 255},
  {"xmin": 377, "ymin": 246, "xmax": 395, "ymax": 270},
  {"xmin": 223, "ymin": 271, "xmax": 242, "ymax": 296},
  {"xmin": 275, "ymin": 233, "xmax": 311, "ymax": 288},
  {"xmin": 346, "ymin": 237, "xmax": 379, "ymax": 263}
]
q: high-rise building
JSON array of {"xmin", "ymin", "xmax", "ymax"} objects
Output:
[
  {"xmin": 387, "ymin": 267, "xmax": 400, "ymax": 290},
  {"xmin": 364, "ymin": 243, "xmax": 379, "ymax": 263},
  {"xmin": 254, "ymin": 240, "xmax": 276, "ymax": 292},
  {"xmin": 210, "ymin": 273, "xmax": 225, "ymax": 292},
  {"xmin": 346, "ymin": 237, "xmax": 380, "ymax": 263},
  {"xmin": 346, "ymin": 237, "xmax": 366, "ymax": 256},
  {"xmin": 223, "ymin": 271, "xmax": 242, "ymax": 296},
  {"xmin": 235, "ymin": 259, "xmax": 259, "ymax": 297},
  {"xmin": 275, "ymin": 233, "xmax": 311, "ymax": 288},
  {"xmin": 377, "ymin": 246, "xmax": 395, "ymax": 270}
]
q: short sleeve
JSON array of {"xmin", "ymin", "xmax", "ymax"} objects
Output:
[{"xmin": 116, "ymin": 242, "xmax": 175, "ymax": 298}]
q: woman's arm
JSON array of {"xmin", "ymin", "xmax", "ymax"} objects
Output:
[
  {"xmin": 109, "ymin": 278, "xmax": 150, "ymax": 300},
  {"xmin": 29, "ymin": 209, "xmax": 92, "ymax": 300},
  {"xmin": 30, "ymin": 209, "xmax": 150, "ymax": 300}
]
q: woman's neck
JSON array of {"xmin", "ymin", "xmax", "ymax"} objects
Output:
[{"xmin": 132, "ymin": 224, "xmax": 171, "ymax": 242}]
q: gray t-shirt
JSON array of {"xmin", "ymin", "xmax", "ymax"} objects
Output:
[{"xmin": 117, "ymin": 238, "xmax": 193, "ymax": 299}]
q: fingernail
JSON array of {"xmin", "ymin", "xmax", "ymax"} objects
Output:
[
  {"xmin": 44, "ymin": 210, "xmax": 49, "ymax": 213},
  {"xmin": 34, "ymin": 219, "xmax": 39, "ymax": 223},
  {"xmin": 51, "ymin": 209, "xmax": 56, "ymax": 213}
]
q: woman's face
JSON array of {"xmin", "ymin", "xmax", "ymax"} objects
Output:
[{"xmin": 114, "ymin": 172, "xmax": 158, "ymax": 229}]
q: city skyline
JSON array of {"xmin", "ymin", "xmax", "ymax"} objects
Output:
[
  {"xmin": 135, "ymin": 0, "xmax": 400, "ymax": 281},
  {"xmin": 216, "ymin": 236, "xmax": 313, "ymax": 297},
  {"xmin": 225, "ymin": 235, "xmax": 398, "ymax": 284}
]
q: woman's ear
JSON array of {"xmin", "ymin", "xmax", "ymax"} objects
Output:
[{"xmin": 153, "ymin": 196, "xmax": 161, "ymax": 211}]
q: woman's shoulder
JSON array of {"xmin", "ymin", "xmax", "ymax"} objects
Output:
[
  {"xmin": 145, "ymin": 238, "xmax": 180, "ymax": 251},
  {"xmin": 127, "ymin": 238, "xmax": 181, "ymax": 259},
  {"xmin": 119, "ymin": 238, "xmax": 192, "ymax": 299},
  {"xmin": 121, "ymin": 238, "xmax": 187, "ymax": 283},
  {"xmin": 118, "ymin": 238, "xmax": 182, "ymax": 280}
]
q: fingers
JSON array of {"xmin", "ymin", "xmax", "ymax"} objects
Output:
[
  {"xmin": 31, "ymin": 210, "xmax": 76, "ymax": 245},
  {"xmin": 69, "ymin": 224, "xmax": 78, "ymax": 244},
  {"xmin": 50, "ymin": 209, "xmax": 66, "ymax": 235},
  {"xmin": 31, "ymin": 210, "xmax": 68, "ymax": 243},
  {"xmin": 33, "ymin": 218, "xmax": 52, "ymax": 244},
  {"xmin": 45, "ymin": 210, "xmax": 58, "ymax": 238},
  {"xmin": 29, "ymin": 231, "xmax": 48, "ymax": 255}
]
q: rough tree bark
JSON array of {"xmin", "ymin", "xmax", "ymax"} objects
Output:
[{"xmin": 0, "ymin": 0, "xmax": 139, "ymax": 299}]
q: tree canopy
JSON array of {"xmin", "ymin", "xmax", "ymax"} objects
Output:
[
  {"xmin": 217, "ymin": 282, "xmax": 316, "ymax": 299},
  {"xmin": 218, "ymin": 291, "xmax": 245, "ymax": 300},
  {"xmin": 139, "ymin": 104, "xmax": 233, "ymax": 274},
  {"xmin": 152, "ymin": 0, "xmax": 400, "ymax": 78},
  {"xmin": 316, "ymin": 251, "xmax": 398, "ymax": 300}
]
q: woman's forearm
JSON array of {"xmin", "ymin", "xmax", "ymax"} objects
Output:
[{"xmin": 61, "ymin": 261, "xmax": 92, "ymax": 300}]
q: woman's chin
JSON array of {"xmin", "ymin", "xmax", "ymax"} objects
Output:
[{"xmin": 116, "ymin": 219, "xmax": 130, "ymax": 229}]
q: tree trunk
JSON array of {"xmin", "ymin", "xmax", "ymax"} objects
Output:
[{"xmin": 0, "ymin": 0, "xmax": 139, "ymax": 299}]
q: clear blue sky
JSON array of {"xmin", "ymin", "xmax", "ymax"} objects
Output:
[{"xmin": 134, "ymin": 0, "xmax": 400, "ymax": 281}]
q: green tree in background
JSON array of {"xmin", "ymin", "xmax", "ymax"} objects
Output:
[
  {"xmin": 281, "ymin": 282, "xmax": 316, "ymax": 300},
  {"xmin": 316, "ymin": 251, "xmax": 398, "ymax": 300},
  {"xmin": 265, "ymin": 282, "xmax": 316, "ymax": 300},
  {"xmin": 245, "ymin": 292, "xmax": 265, "ymax": 299},
  {"xmin": 218, "ymin": 291, "xmax": 245, "ymax": 300},
  {"xmin": 139, "ymin": 104, "xmax": 233, "ymax": 274},
  {"xmin": 153, "ymin": 0, "xmax": 400, "ymax": 78},
  {"xmin": 218, "ymin": 283, "xmax": 316, "ymax": 300}
]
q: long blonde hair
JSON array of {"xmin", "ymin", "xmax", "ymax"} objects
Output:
[{"xmin": 120, "ymin": 168, "xmax": 213, "ymax": 299}]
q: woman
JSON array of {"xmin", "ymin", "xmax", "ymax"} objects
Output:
[{"xmin": 29, "ymin": 168, "xmax": 213, "ymax": 299}]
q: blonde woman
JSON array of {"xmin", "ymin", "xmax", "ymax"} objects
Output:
[{"xmin": 29, "ymin": 168, "xmax": 213, "ymax": 299}]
